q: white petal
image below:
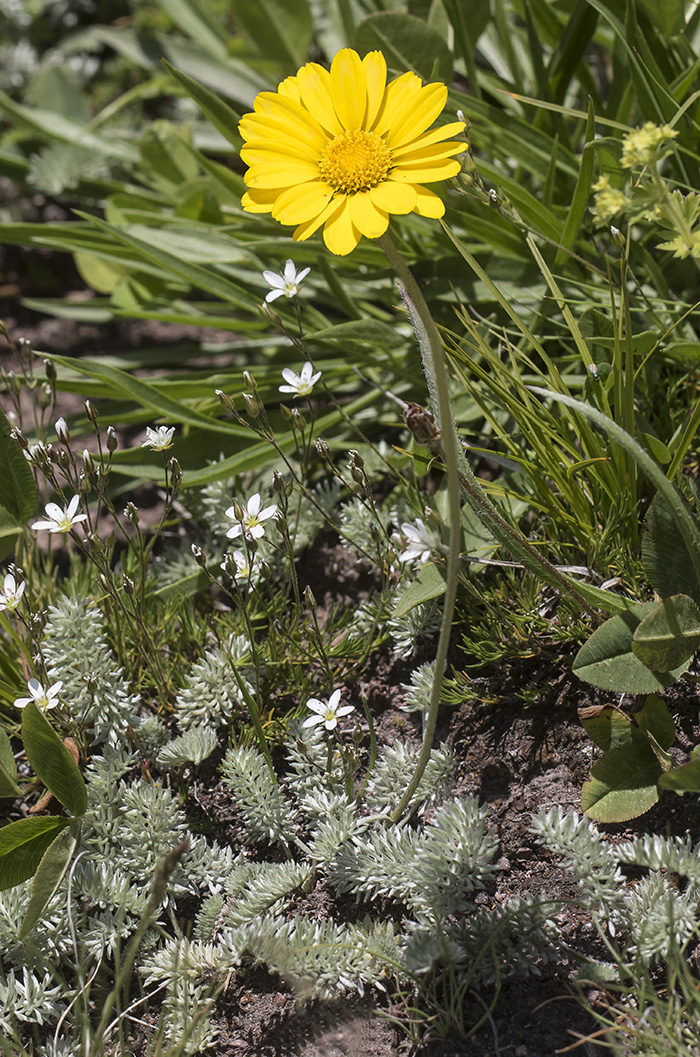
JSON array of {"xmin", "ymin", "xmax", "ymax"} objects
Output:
[
  {"xmin": 263, "ymin": 270, "xmax": 284, "ymax": 287},
  {"xmin": 303, "ymin": 714, "xmax": 324, "ymax": 727},
  {"xmin": 281, "ymin": 368, "xmax": 300, "ymax": 386},
  {"xmin": 247, "ymin": 493, "xmax": 261, "ymax": 515},
  {"xmin": 265, "ymin": 289, "xmax": 284, "ymax": 302},
  {"xmin": 66, "ymin": 495, "xmax": 80, "ymax": 518},
  {"xmin": 259, "ymin": 504, "xmax": 277, "ymax": 520},
  {"xmin": 44, "ymin": 503, "xmax": 64, "ymax": 522},
  {"xmin": 328, "ymin": 689, "xmax": 342, "ymax": 710}
]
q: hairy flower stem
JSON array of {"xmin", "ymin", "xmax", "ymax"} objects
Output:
[{"xmin": 379, "ymin": 232, "xmax": 462, "ymax": 824}]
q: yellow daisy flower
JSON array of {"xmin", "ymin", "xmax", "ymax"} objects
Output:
[{"xmin": 239, "ymin": 48, "xmax": 466, "ymax": 256}]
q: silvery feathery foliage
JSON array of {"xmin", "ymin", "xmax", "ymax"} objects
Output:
[
  {"xmin": 152, "ymin": 542, "xmax": 212, "ymax": 589},
  {"xmin": 532, "ymin": 807, "xmax": 700, "ymax": 964},
  {"xmin": 400, "ymin": 661, "xmax": 443, "ymax": 714},
  {"xmin": 42, "ymin": 595, "xmax": 140, "ymax": 746},
  {"xmin": 364, "ymin": 741, "xmax": 454, "ymax": 815},
  {"xmin": 221, "ymin": 745, "xmax": 297, "ymax": 845},
  {"xmin": 339, "ymin": 496, "xmax": 391, "ymax": 560},
  {"xmin": 0, "ymin": 969, "xmax": 66, "ymax": 1032},
  {"xmin": 388, "ymin": 600, "xmax": 442, "ymax": 658},
  {"xmin": 174, "ymin": 633, "xmax": 255, "ymax": 730},
  {"xmin": 157, "ymin": 725, "xmax": 218, "ymax": 768}
]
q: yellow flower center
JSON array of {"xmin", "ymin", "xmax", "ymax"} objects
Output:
[{"xmin": 319, "ymin": 129, "xmax": 392, "ymax": 195}]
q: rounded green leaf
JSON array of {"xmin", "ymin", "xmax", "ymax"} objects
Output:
[
  {"xmin": 659, "ymin": 759, "xmax": 700, "ymax": 793},
  {"xmin": 581, "ymin": 739, "xmax": 661, "ymax": 823},
  {"xmin": 22, "ymin": 703, "xmax": 87, "ymax": 817},
  {"xmin": 573, "ymin": 602, "xmax": 691, "ymax": 692},
  {"xmin": 0, "ymin": 816, "xmax": 71, "ymax": 890},
  {"xmin": 632, "ymin": 594, "xmax": 700, "ymax": 672},
  {"xmin": 642, "ymin": 495, "xmax": 700, "ymax": 606}
]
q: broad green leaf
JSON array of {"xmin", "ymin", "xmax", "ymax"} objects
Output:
[
  {"xmin": 0, "ymin": 407, "xmax": 37, "ymax": 559},
  {"xmin": 74, "ymin": 211, "xmax": 257, "ymax": 313},
  {"xmin": 393, "ymin": 563, "xmax": 446, "ymax": 618},
  {"xmin": 0, "ymin": 89, "xmax": 138, "ymax": 162},
  {"xmin": 573, "ymin": 602, "xmax": 692, "ymax": 692},
  {"xmin": 20, "ymin": 822, "xmax": 79, "ymax": 938},
  {"xmin": 581, "ymin": 706, "xmax": 637, "ymax": 752},
  {"xmin": 232, "ymin": 0, "xmax": 313, "ymax": 70},
  {"xmin": 581, "ymin": 738, "xmax": 661, "ymax": 822},
  {"xmin": 22, "ymin": 703, "xmax": 87, "ymax": 817},
  {"xmin": 642, "ymin": 493, "xmax": 700, "ymax": 607},
  {"xmin": 74, "ymin": 252, "xmax": 127, "ymax": 295},
  {"xmin": 162, "ymin": 59, "xmax": 242, "ymax": 149},
  {"xmin": 632, "ymin": 594, "xmax": 700, "ymax": 672},
  {"xmin": 0, "ymin": 727, "xmax": 21, "ymax": 798},
  {"xmin": 0, "ymin": 817, "xmax": 71, "ymax": 891},
  {"xmin": 158, "ymin": 0, "xmax": 228, "ymax": 58},
  {"xmin": 635, "ymin": 694, "xmax": 676, "ymax": 751},
  {"xmin": 123, "ymin": 224, "xmax": 251, "ymax": 265},
  {"xmin": 659, "ymin": 758, "xmax": 700, "ymax": 793},
  {"xmin": 355, "ymin": 13, "xmax": 453, "ymax": 84},
  {"xmin": 45, "ymin": 354, "xmax": 248, "ymax": 437},
  {"xmin": 153, "ymin": 569, "xmax": 209, "ymax": 601},
  {"xmin": 309, "ymin": 320, "xmax": 405, "ymax": 348},
  {"xmin": 636, "ymin": 0, "xmax": 686, "ymax": 37}
]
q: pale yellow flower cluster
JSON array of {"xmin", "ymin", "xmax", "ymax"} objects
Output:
[
  {"xmin": 620, "ymin": 122, "xmax": 678, "ymax": 169},
  {"xmin": 591, "ymin": 174, "xmax": 627, "ymax": 226}
]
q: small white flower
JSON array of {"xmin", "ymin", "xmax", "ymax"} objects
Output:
[
  {"xmin": 141, "ymin": 426, "xmax": 175, "ymax": 451},
  {"xmin": 262, "ymin": 259, "xmax": 310, "ymax": 303},
  {"xmin": 279, "ymin": 362, "xmax": 322, "ymax": 397},
  {"xmin": 15, "ymin": 677, "xmax": 63, "ymax": 711},
  {"xmin": 0, "ymin": 573, "xmax": 25, "ymax": 612},
  {"xmin": 221, "ymin": 550, "xmax": 254, "ymax": 580},
  {"xmin": 303, "ymin": 689, "xmax": 355, "ymax": 731},
  {"xmin": 32, "ymin": 495, "xmax": 88, "ymax": 534},
  {"xmin": 397, "ymin": 519, "xmax": 439, "ymax": 565},
  {"xmin": 225, "ymin": 493, "xmax": 277, "ymax": 541}
]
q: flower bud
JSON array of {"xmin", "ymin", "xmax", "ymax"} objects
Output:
[
  {"xmin": 242, "ymin": 391, "xmax": 262, "ymax": 418},
  {"xmin": 10, "ymin": 426, "xmax": 28, "ymax": 450},
  {"xmin": 191, "ymin": 544, "xmax": 207, "ymax": 568},
  {"xmin": 216, "ymin": 389, "xmax": 235, "ymax": 412},
  {"xmin": 54, "ymin": 447, "xmax": 71, "ymax": 472},
  {"xmin": 258, "ymin": 559, "xmax": 271, "ymax": 580},
  {"xmin": 272, "ymin": 470, "xmax": 286, "ymax": 494},
  {"xmin": 38, "ymin": 382, "xmax": 52, "ymax": 409},
  {"xmin": 17, "ymin": 337, "xmax": 32, "ymax": 361},
  {"xmin": 168, "ymin": 457, "xmax": 182, "ymax": 486},
  {"xmin": 44, "ymin": 359, "xmax": 57, "ymax": 383},
  {"xmin": 82, "ymin": 449, "xmax": 96, "ymax": 474},
  {"xmin": 55, "ymin": 417, "xmax": 70, "ymax": 445},
  {"xmin": 290, "ymin": 407, "xmax": 306, "ymax": 432},
  {"xmin": 7, "ymin": 372, "xmax": 21, "ymax": 397},
  {"xmin": 350, "ymin": 464, "xmax": 364, "ymax": 485},
  {"xmin": 78, "ymin": 470, "xmax": 91, "ymax": 494},
  {"xmin": 349, "ymin": 449, "xmax": 364, "ymax": 470},
  {"xmin": 231, "ymin": 499, "xmax": 245, "ymax": 521},
  {"xmin": 610, "ymin": 225, "xmax": 625, "ymax": 248},
  {"xmin": 84, "ymin": 400, "xmax": 99, "ymax": 425},
  {"xmin": 488, "ymin": 188, "xmax": 500, "ymax": 208},
  {"xmin": 242, "ymin": 370, "xmax": 257, "ymax": 391},
  {"xmin": 279, "ymin": 403, "xmax": 292, "ymax": 422},
  {"xmin": 122, "ymin": 575, "xmax": 135, "ymax": 596},
  {"xmin": 315, "ymin": 437, "xmax": 330, "ymax": 459},
  {"xmin": 424, "ymin": 506, "xmax": 441, "ymax": 527},
  {"xmin": 124, "ymin": 502, "xmax": 139, "ymax": 523},
  {"xmin": 106, "ymin": 425, "xmax": 118, "ymax": 452},
  {"xmin": 304, "ymin": 585, "xmax": 316, "ymax": 608}
]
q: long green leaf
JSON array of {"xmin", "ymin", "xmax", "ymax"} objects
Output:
[
  {"xmin": 20, "ymin": 822, "xmax": 79, "ymax": 937},
  {"xmin": 22, "ymin": 703, "xmax": 87, "ymax": 817},
  {"xmin": 0, "ymin": 727, "xmax": 21, "ymax": 798},
  {"xmin": 162, "ymin": 59, "xmax": 242, "ymax": 149},
  {"xmin": 0, "ymin": 817, "xmax": 71, "ymax": 891}
]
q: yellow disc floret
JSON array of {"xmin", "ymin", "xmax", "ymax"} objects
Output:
[{"xmin": 319, "ymin": 130, "xmax": 392, "ymax": 195}]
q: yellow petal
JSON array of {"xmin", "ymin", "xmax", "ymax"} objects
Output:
[
  {"xmin": 412, "ymin": 186, "xmax": 445, "ymax": 218},
  {"xmin": 392, "ymin": 121, "xmax": 466, "ymax": 157},
  {"xmin": 296, "ymin": 62, "xmax": 343, "ymax": 137},
  {"xmin": 330, "ymin": 48, "xmax": 366, "ymax": 130},
  {"xmin": 294, "ymin": 196, "xmax": 346, "ymax": 241},
  {"xmin": 323, "ymin": 199, "xmax": 362, "ymax": 255},
  {"xmin": 391, "ymin": 158, "xmax": 462, "ymax": 183},
  {"xmin": 249, "ymin": 92, "xmax": 327, "ymax": 141},
  {"xmin": 245, "ymin": 159, "xmax": 321, "ymax": 189},
  {"xmin": 239, "ymin": 113, "xmax": 327, "ymax": 155},
  {"xmin": 371, "ymin": 72, "xmax": 421, "ymax": 136},
  {"xmin": 363, "ymin": 51, "xmax": 387, "ymax": 130},
  {"xmin": 393, "ymin": 141, "xmax": 466, "ymax": 166},
  {"xmin": 385, "ymin": 83, "xmax": 448, "ymax": 149},
  {"xmin": 350, "ymin": 191, "xmax": 389, "ymax": 237},
  {"xmin": 241, "ymin": 188, "xmax": 278, "ymax": 214},
  {"xmin": 369, "ymin": 180, "xmax": 417, "ymax": 214},
  {"xmin": 240, "ymin": 129, "xmax": 322, "ymax": 162},
  {"xmin": 272, "ymin": 181, "xmax": 336, "ymax": 224},
  {"xmin": 277, "ymin": 75, "xmax": 301, "ymax": 104}
]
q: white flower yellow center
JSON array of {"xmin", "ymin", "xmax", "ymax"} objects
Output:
[{"xmin": 319, "ymin": 130, "xmax": 392, "ymax": 195}]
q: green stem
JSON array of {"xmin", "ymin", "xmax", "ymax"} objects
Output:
[{"xmin": 379, "ymin": 232, "xmax": 462, "ymax": 824}]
